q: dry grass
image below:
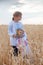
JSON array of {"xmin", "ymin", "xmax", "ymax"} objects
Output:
[{"xmin": 0, "ymin": 25, "xmax": 43, "ymax": 65}]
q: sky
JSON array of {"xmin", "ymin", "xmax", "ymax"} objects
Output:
[{"xmin": 0, "ymin": 0, "xmax": 43, "ymax": 25}]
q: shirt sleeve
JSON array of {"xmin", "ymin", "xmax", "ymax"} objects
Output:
[
  {"xmin": 20, "ymin": 22, "xmax": 27, "ymax": 39},
  {"xmin": 8, "ymin": 22, "xmax": 16, "ymax": 37},
  {"xmin": 24, "ymin": 32, "xmax": 27, "ymax": 39}
]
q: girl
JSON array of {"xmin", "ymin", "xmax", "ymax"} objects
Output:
[{"xmin": 8, "ymin": 11, "xmax": 27, "ymax": 56}]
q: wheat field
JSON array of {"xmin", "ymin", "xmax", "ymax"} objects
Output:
[{"xmin": 0, "ymin": 25, "xmax": 43, "ymax": 65}]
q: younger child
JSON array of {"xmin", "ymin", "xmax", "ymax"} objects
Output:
[{"xmin": 16, "ymin": 29, "xmax": 32, "ymax": 57}]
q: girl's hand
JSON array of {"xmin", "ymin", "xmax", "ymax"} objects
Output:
[{"xmin": 12, "ymin": 34, "xmax": 17, "ymax": 38}]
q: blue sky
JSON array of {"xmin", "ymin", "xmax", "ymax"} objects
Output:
[{"xmin": 0, "ymin": 0, "xmax": 43, "ymax": 25}]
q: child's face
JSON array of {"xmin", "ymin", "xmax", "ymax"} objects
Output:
[
  {"xmin": 14, "ymin": 16, "xmax": 22, "ymax": 22},
  {"xmin": 17, "ymin": 29, "xmax": 24, "ymax": 37},
  {"xmin": 17, "ymin": 30, "xmax": 23, "ymax": 36}
]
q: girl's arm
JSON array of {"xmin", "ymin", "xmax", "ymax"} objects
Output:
[
  {"xmin": 20, "ymin": 23, "xmax": 27, "ymax": 39},
  {"xmin": 24, "ymin": 32, "xmax": 27, "ymax": 38},
  {"xmin": 8, "ymin": 22, "xmax": 17, "ymax": 38}
]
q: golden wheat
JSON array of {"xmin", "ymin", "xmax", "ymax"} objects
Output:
[{"xmin": 0, "ymin": 25, "xmax": 43, "ymax": 65}]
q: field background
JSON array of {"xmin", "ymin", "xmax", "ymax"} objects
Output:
[{"xmin": 0, "ymin": 25, "xmax": 43, "ymax": 65}]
